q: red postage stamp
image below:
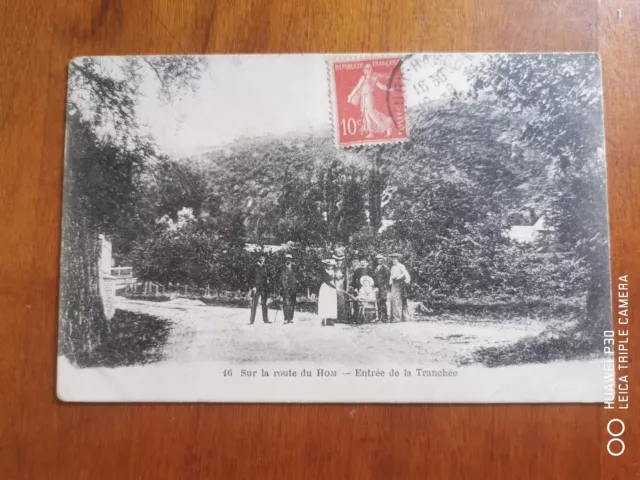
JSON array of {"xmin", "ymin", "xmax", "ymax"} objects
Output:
[{"xmin": 330, "ymin": 56, "xmax": 409, "ymax": 147}]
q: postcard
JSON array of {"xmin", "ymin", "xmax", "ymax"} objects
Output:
[{"xmin": 57, "ymin": 53, "xmax": 611, "ymax": 402}]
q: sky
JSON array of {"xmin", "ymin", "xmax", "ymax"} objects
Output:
[{"xmin": 133, "ymin": 54, "xmax": 477, "ymax": 157}]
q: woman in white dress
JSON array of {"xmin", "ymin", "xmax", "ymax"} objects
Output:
[
  {"xmin": 347, "ymin": 63, "xmax": 394, "ymax": 138},
  {"xmin": 318, "ymin": 259, "xmax": 338, "ymax": 326}
]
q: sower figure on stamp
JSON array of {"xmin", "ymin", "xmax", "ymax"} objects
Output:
[
  {"xmin": 347, "ymin": 63, "xmax": 394, "ymax": 139},
  {"xmin": 249, "ymin": 255, "xmax": 271, "ymax": 325},
  {"xmin": 389, "ymin": 253, "xmax": 411, "ymax": 322},
  {"xmin": 373, "ymin": 254, "xmax": 390, "ymax": 322},
  {"xmin": 279, "ymin": 254, "xmax": 298, "ymax": 324}
]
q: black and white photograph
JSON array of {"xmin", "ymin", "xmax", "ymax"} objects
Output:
[{"xmin": 57, "ymin": 53, "xmax": 611, "ymax": 402}]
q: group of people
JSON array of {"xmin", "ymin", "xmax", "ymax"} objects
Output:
[
  {"xmin": 249, "ymin": 254, "xmax": 297, "ymax": 324},
  {"xmin": 318, "ymin": 252, "xmax": 411, "ymax": 326},
  {"xmin": 248, "ymin": 251, "xmax": 411, "ymax": 326}
]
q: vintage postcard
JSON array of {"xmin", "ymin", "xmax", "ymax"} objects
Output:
[{"xmin": 57, "ymin": 53, "xmax": 611, "ymax": 403}]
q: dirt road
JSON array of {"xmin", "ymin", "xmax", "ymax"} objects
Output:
[{"xmin": 114, "ymin": 297, "xmax": 546, "ymax": 365}]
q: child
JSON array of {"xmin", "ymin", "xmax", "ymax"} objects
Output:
[{"xmin": 357, "ymin": 276, "xmax": 378, "ymax": 323}]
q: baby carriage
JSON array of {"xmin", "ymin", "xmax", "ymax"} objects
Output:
[{"xmin": 356, "ymin": 276, "xmax": 379, "ymax": 324}]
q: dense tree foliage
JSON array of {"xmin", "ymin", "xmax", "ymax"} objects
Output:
[
  {"xmin": 60, "ymin": 56, "xmax": 205, "ymax": 365},
  {"xmin": 130, "ymin": 54, "xmax": 607, "ymax": 313},
  {"xmin": 62, "ymin": 54, "xmax": 609, "ymax": 367},
  {"xmin": 466, "ymin": 53, "xmax": 609, "ymax": 332}
]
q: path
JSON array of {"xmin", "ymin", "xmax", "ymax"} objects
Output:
[{"xmin": 114, "ymin": 297, "xmax": 547, "ymax": 365}]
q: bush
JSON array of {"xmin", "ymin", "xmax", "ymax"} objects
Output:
[
  {"xmin": 84, "ymin": 310, "xmax": 172, "ymax": 368},
  {"xmin": 120, "ymin": 294, "xmax": 172, "ymax": 303},
  {"xmin": 463, "ymin": 323, "xmax": 600, "ymax": 367},
  {"xmin": 491, "ymin": 245, "xmax": 588, "ymax": 298},
  {"xmin": 350, "ymin": 226, "xmax": 589, "ymax": 305},
  {"xmin": 133, "ymin": 211, "xmax": 255, "ymax": 291},
  {"xmin": 427, "ymin": 296, "xmax": 584, "ymax": 319}
]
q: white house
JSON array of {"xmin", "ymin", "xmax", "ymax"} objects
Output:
[{"xmin": 507, "ymin": 216, "xmax": 554, "ymax": 243}]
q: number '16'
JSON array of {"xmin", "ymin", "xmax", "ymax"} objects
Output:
[{"xmin": 341, "ymin": 118, "xmax": 358, "ymax": 136}]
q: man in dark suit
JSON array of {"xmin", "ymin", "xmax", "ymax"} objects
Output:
[
  {"xmin": 279, "ymin": 254, "xmax": 298, "ymax": 324},
  {"xmin": 249, "ymin": 255, "xmax": 272, "ymax": 324},
  {"xmin": 373, "ymin": 254, "xmax": 390, "ymax": 322},
  {"xmin": 352, "ymin": 255, "xmax": 372, "ymax": 291}
]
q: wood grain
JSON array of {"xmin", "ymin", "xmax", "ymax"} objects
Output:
[{"xmin": 1, "ymin": 0, "xmax": 638, "ymax": 478}]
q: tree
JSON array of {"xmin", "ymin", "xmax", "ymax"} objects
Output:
[
  {"xmin": 367, "ymin": 150, "xmax": 385, "ymax": 231},
  {"xmin": 136, "ymin": 209, "xmax": 229, "ymax": 289},
  {"xmin": 339, "ymin": 169, "xmax": 367, "ymax": 243},
  {"xmin": 154, "ymin": 159, "xmax": 220, "ymax": 220},
  {"xmin": 467, "ymin": 53, "xmax": 610, "ymax": 333},
  {"xmin": 379, "ymin": 100, "xmax": 518, "ymax": 298},
  {"xmin": 59, "ymin": 56, "xmax": 205, "ymax": 366}
]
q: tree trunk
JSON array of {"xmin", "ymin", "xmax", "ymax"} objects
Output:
[
  {"xmin": 584, "ymin": 251, "xmax": 612, "ymax": 341},
  {"xmin": 58, "ymin": 211, "xmax": 108, "ymax": 367},
  {"xmin": 368, "ymin": 151, "xmax": 384, "ymax": 231}
]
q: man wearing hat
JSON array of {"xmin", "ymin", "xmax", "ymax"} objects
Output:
[
  {"xmin": 373, "ymin": 254, "xmax": 390, "ymax": 322},
  {"xmin": 249, "ymin": 254, "xmax": 272, "ymax": 324},
  {"xmin": 279, "ymin": 254, "xmax": 298, "ymax": 324},
  {"xmin": 351, "ymin": 254, "xmax": 372, "ymax": 292},
  {"xmin": 389, "ymin": 253, "xmax": 411, "ymax": 322}
]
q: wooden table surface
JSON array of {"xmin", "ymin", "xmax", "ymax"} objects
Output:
[{"xmin": 1, "ymin": 1, "xmax": 638, "ymax": 478}]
